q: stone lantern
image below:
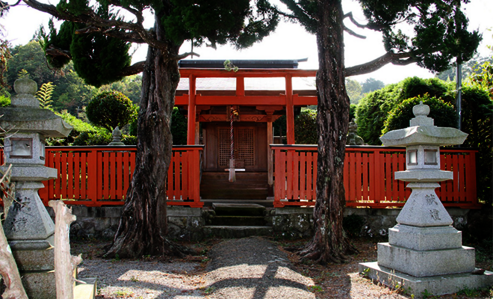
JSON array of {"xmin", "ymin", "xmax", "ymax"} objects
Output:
[
  {"xmin": 0, "ymin": 78, "xmax": 72, "ymax": 299},
  {"xmin": 359, "ymin": 102, "xmax": 492, "ymax": 297}
]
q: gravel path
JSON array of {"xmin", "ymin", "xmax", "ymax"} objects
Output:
[
  {"xmin": 71, "ymin": 237, "xmax": 491, "ymax": 299},
  {"xmin": 204, "ymin": 237, "xmax": 315, "ymax": 298}
]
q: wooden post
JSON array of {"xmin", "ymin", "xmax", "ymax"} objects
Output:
[
  {"xmin": 0, "ymin": 223, "xmax": 28, "ymax": 299},
  {"xmin": 267, "ymin": 115, "xmax": 274, "ymax": 187},
  {"xmin": 285, "ymin": 75, "xmax": 295, "ymax": 145},
  {"xmin": 187, "ymin": 75, "xmax": 196, "ymax": 145},
  {"xmin": 49, "ymin": 200, "xmax": 82, "ymax": 299}
]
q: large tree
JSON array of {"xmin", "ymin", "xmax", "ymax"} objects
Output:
[
  {"xmin": 278, "ymin": 0, "xmax": 480, "ymax": 263},
  {"xmin": 13, "ymin": 0, "xmax": 279, "ymax": 258}
]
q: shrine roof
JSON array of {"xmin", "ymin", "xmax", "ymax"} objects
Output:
[{"xmin": 177, "ymin": 59, "xmax": 316, "ymax": 92}]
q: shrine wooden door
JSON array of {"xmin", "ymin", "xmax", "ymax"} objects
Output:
[{"xmin": 203, "ymin": 122, "xmax": 267, "ymax": 172}]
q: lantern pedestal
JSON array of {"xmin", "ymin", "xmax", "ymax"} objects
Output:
[{"xmin": 358, "ymin": 102, "xmax": 493, "ymax": 297}]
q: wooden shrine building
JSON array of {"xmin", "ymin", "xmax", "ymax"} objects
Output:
[{"xmin": 175, "ymin": 59, "xmax": 317, "ymax": 199}]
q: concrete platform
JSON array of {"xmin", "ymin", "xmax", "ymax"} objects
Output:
[{"xmin": 359, "ymin": 262, "xmax": 493, "ymax": 298}]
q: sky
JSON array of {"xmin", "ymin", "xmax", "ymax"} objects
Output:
[{"xmin": 1, "ymin": 0, "xmax": 493, "ymax": 85}]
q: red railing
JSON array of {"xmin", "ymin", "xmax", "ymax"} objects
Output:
[
  {"xmin": 272, "ymin": 145, "xmax": 479, "ymax": 209},
  {"xmin": 0, "ymin": 146, "xmax": 204, "ymax": 208}
]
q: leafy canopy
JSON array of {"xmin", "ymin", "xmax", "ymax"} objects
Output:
[
  {"xmin": 38, "ymin": 0, "xmax": 279, "ymax": 87},
  {"xmin": 279, "ymin": 0, "xmax": 481, "ymax": 75},
  {"xmin": 86, "ymin": 90, "xmax": 137, "ymax": 131}
]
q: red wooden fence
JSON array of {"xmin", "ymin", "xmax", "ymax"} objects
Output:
[
  {"xmin": 272, "ymin": 145, "xmax": 479, "ymax": 209},
  {"xmin": 0, "ymin": 146, "xmax": 203, "ymax": 208},
  {"xmin": 0, "ymin": 145, "xmax": 479, "ymax": 209}
]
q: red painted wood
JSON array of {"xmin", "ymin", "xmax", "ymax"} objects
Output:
[
  {"xmin": 187, "ymin": 75, "xmax": 197, "ymax": 145},
  {"xmin": 182, "ymin": 151, "xmax": 189, "ymax": 200},
  {"xmin": 287, "ymin": 149, "xmax": 293, "ymax": 199},
  {"xmin": 362, "ymin": 152, "xmax": 369, "ymax": 201},
  {"xmin": 87, "ymin": 150, "xmax": 98, "ymax": 205},
  {"xmin": 300, "ymin": 152, "xmax": 306, "ymax": 200},
  {"xmin": 0, "ymin": 146, "xmax": 478, "ymax": 209},
  {"xmin": 80, "ymin": 152, "xmax": 87, "ymax": 200}
]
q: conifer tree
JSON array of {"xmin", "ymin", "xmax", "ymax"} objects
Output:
[
  {"xmin": 18, "ymin": 0, "xmax": 279, "ymax": 258},
  {"xmin": 278, "ymin": 0, "xmax": 480, "ymax": 263}
]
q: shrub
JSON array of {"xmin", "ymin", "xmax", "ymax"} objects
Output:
[
  {"xmin": 356, "ymin": 77, "xmax": 455, "ymax": 145},
  {"xmin": 295, "ymin": 109, "xmax": 318, "ymax": 144},
  {"xmin": 73, "ymin": 131, "xmax": 112, "ymax": 145},
  {"xmin": 86, "ymin": 90, "xmax": 137, "ymax": 132},
  {"xmin": 171, "ymin": 107, "xmax": 187, "ymax": 145},
  {"xmin": 382, "ymin": 94, "xmax": 457, "ymax": 134}
]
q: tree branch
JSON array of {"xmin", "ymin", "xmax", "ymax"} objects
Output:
[
  {"xmin": 119, "ymin": 61, "xmax": 146, "ymax": 76},
  {"xmin": 45, "ymin": 44, "xmax": 71, "ymax": 59},
  {"xmin": 345, "ymin": 51, "xmax": 417, "ymax": 77},
  {"xmin": 22, "ymin": 0, "xmax": 169, "ymax": 50},
  {"xmin": 344, "ymin": 25, "xmax": 366, "ymax": 39},
  {"xmin": 344, "ymin": 12, "xmax": 367, "ymax": 29},
  {"xmin": 173, "ymin": 52, "xmax": 200, "ymax": 61}
]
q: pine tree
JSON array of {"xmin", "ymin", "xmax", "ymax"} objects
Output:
[
  {"xmin": 21, "ymin": 0, "xmax": 279, "ymax": 258},
  {"xmin": 278, "ymin": 0, "xmax": 481, "ymax": 264}
]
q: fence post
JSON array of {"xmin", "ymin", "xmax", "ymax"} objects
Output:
[{"xmin": 87, "ymin": 149, "xmax": 98, "ymax": 206}]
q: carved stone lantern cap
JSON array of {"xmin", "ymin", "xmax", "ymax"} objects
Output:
[
  {"xmin": 380, "ymin": 101, "xmax": 467, "ymax": 147},
  {"xmin": 0, "ymin": 78, "xmax": 72, "ymax": 138}
]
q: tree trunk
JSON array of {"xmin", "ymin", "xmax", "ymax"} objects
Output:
[
  {"xmin": 299, "ymin": 0, "xmax": 356, "ymax": 264},
  {"xmin": 103, "ymin": 15, "xmax": 188, "ymax": 259}
]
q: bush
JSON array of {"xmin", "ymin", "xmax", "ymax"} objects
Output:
[
  {"xmin": 171, "ymin": 107, "xmax": 187, "ymax": 145},
  {"xmin": 73, "ymin": 131, "xmax": 112, "ymax": 145},
  {"xmin": 460, "ymin": 86, "xmax": 492, "ymax": 204},
  {"xmin": 355, "ymin": 83, "xmax": 400, "ymax": 145},
  {"xmin": 382, "ymin": 94, "xmax": 457, "ymax": 135},
  {"xmin": 86, "ymin": 90, "xmax": 137, "ymax": 131},
  {"xmin": 45, "ymin": 111, "xmax": 100, "ymax": 145},
  {"xmin": 295, "ymin": 109, "xmax": 318, "ymax": 144},
  {"xmin": 356, "ymin": 77, "xmax": 455, "ymax": 145}
]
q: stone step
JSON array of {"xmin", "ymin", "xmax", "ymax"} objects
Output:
[
  {"xmin": 212, "ymin": 203, "xmax": 266, "ymax": 216},
  {"xmin": 204, "ymin": 225, "xmax": 273, "ymax": 239},
  {"xmin": 210, "ymin": 215, "xmax": 266, "ymax": 226}
]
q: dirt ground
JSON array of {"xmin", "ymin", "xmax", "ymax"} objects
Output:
[{"xmin": 69, "ymin": 237, "xmax": 493, "ymax": 299}]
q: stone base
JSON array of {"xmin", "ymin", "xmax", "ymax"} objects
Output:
[
  {"xmin": 21, "ymin": 270, "xmax": 56, "ymax": 299},
  {"xmin": 389, "ymin": 224, "xmax": 462, "ymax": 250},
  {"xmin": 359, "ymin": 262, "xmax": 493, "ymax": 299},
  {"xmin": 11, "ymin": 246, "xmax": 54, "ymax": 271},
  {"xmin": 378, "ymin": 242, "xmax": 475, "ymax": 277}
]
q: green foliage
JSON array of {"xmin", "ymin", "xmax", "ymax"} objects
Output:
[
  {"xmin": 17, "ymin": 69, "xmax": 29, "ymax": 79},
  {"xmin": 46, "ymin": 111, "xmax": 99, "ymax": 145},
  {"xmin": 382, "ymin": 94, "xmax": 457, "ymax": 134},
  {"xmin": 356, "ymin": 77, "xmax": 454, "ymax": 145},
  {"xmin": 294, "ymin": 109, "xmax": 317, "ymax": 144},
  {"xmin": 7, "ymin": 41, "xmax": 58, "ymax": 88},
  {"xmin": 0, "ymin": 95, "xmax": 10, "ymax": 107},
  {"xmin": 162, "ymin": 0, "xmax": 279, "ymax": 49},
  {"xmin": 466, "ymin": 59, "xmax": 493, "ymax": 98},
  {"xmin": 70, "ymin": 29, "xmax": 131, "ymax": 88},
  {"xmin": 346, "ymin": 79, "xmax": 363, "ymax": 104},
  {"xmin": 282, "ymin": 0, "xmax": 481, "ymax": 73},
  {"xmin": 86, "ymin": 91, "xmax": 137, "ymax": 131},
  {"xmin": 73, "ymin": 130, "xmax": 112, "ymax": 145},
  {"xmin": 460, "ymin": 86, "xmax": 492, "ymax": 204},
  {"xmin": 355, "ymin": 83, "xmax": 400, "ymax": 145},
  {"xmin": 40, "ymin": 20, "xmax": 74, "ymax": 69},
  {"xmin": 99, "ymin": 75, "xmax": 142, "ymax": 104},
  {"xmin": 35, "ymin": 82, "xmax": 55, "ymax": 110},
  {"xmin": 349, "ymin": 104, "xmax": 356, "ymax": 121},
  {"xmin": 361, "ymin": 78, "xmax": 385, "ymax": 94},
  {"xmin": 171, "ymin": 107, "xmax": 187, "ymax": 145}
]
